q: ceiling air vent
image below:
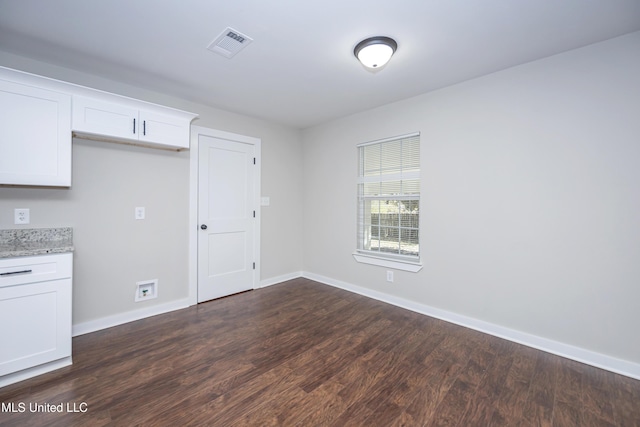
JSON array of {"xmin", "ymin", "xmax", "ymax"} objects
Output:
[{"xmin": 207, "ymin": 27, "xmax": 253, "ymax": 58}]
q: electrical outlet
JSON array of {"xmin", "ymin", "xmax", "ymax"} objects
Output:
[
  {"xmin": 135, "ymin": 207, "xmax": 145, "ymax": 220},
  {"xmin": 14, "ymin": 208, "xmax": 30, "ymax": 225},
  {"xmin": 386, "ymin": 270, "xmax": 394, "ymax": 282}
]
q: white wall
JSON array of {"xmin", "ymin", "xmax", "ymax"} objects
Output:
[
  {"xmin": 0, "ymin": 52, "xmax": 304, "ymax": 327},
  {"xmin": 302, "ymin": 32, "xmax": 640, "ymax": 367},
  {"xmin": 0, "ymin": 139, "xmax": 191, "ymax": 323}
]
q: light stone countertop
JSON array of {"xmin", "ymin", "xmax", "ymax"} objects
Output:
[{"xmin": 0, "ymin": 228, "xmax": 74, "ymax": 258}]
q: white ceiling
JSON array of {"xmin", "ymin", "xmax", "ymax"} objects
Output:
[{"xmin": 1, "ymin": 0, "xmax": 639, "ymax": 129}]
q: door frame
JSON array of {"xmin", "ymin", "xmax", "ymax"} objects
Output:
[{"xmin": 189, "ymin": 125, "xmax": 261, "ymax": 305}]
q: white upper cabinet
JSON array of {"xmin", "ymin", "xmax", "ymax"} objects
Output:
[
  {"xmin": 138, "ymin": 110, "xmax": 190, "ymax": 148},
  {"xmin": 0, "ymin": 78, "xmax": 72, "ymax": 187},
  {"xmin": 72, "ymin": 96, "xmax": 194, "ymax": 150},
  {"xmin": 0, "ymin": 66, "xmax": 197, "ymax": 186},
  {"xmin": 72, "ymin": 96, "xmax": 138, "ymax": 141}
]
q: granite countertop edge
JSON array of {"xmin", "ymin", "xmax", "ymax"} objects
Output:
[
  {"xmin": 0, "ymin": 244, "xmax": 75, "ymax": 258},
  {"xmin": 0, "ymin": 228, "xmax": 74, "ymax": 258}
]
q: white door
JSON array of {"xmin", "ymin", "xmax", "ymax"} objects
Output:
[{"xmin": 198, "ymin": 133, "xmax": 257, "ymax": 302}]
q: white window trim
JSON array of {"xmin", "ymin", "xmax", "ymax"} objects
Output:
[
  {"xmin": 355, "ymin": 132, "xmax": 421, "ymax": 272},
  {"xmin": 352, "ymin": 251, "xmax": 423, "ymax": 272}
]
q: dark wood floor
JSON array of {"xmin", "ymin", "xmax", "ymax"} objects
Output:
[{"xmin": 1, "ymin": 278, "xmax": 639, "ymax": 426}]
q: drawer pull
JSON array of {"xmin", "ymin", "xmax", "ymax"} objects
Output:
[{"xmin": 0, "ymin": 269, "xmax": 33, "ymax": 276}]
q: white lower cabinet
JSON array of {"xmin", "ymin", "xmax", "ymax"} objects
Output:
[{"xmin": 0, "ymin": 253, "xmax": 73, "ymax": 387}]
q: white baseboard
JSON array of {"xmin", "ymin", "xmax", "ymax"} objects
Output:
[
  {"xmin": 259, "ymin": 271, "xmax": 304, "ymax": 288},
  {"xmin": 72, "ymin": 298, "xmax": 190, "ymax": 337},
  {"xmin": 0, "ymin": 356, "xmax": 72, "ymax": 388},
  {"xmin": 68, "ymin": 271, "xmax": 640, "ymax": 381},
  {"xmin": 72, "ymin": 271, "xmax": 304, "ymax": 337},
  {"xmin": 303, "ymin": 271, "xmax": 640, "ymax": 381}
]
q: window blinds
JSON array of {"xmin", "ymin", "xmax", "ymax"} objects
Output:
[{"xmin": 357, "ymin": 133, "xmax": 420, "ymax": 258}]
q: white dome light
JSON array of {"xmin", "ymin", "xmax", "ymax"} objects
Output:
[{"xmin": 354, "ymin": 37, "xmax": 397, "ymax": 69}]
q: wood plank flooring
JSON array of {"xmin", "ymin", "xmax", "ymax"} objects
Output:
[{"xmin": 1, "ymin": 278, "xmax": 639, "ymax": 426}]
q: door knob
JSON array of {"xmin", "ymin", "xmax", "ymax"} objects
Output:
[{"xmin": 200, "ymin": 224, "xmax": 207, "ymax": 230}]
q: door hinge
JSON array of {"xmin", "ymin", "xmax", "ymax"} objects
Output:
[
  {"xmin": 253, "ymin": 262, "xmax": 256, "ymax": 270},
  {"xmin": 253, "ymin": 157, "xmax": 256, "ymax": 165},
  {"xmin": 253, "ymin": 210, "xmax": 256, "ymax": 218}
]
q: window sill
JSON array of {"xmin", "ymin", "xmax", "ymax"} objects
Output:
[{"xmin": 352, "ymin": 252, "xmax": 423, "ymax": 272}]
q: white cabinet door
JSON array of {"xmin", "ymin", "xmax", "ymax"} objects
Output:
[
  {"xmin": 0, "ymin": 278, "xmax": 72, "ymax": 376},
  {"xmin": 0, "ymin": 253, "xmax": 73, "ymax": 383},
  {"xmin": 0, "ymin": 79, "xmax": 71, "ymax": 186},
  {"xmin": 139, "ymin": 110, "xmax": 190, "ymax": 149},
  {"xmin": 73, "ymin": 96, "xmax": 191, "ymax": 150},
  {"xmin": 72, "ymin": 96, "xmax": 139, "ymax": 141}
]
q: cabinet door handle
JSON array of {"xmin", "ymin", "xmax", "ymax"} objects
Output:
[
  {"xmin": 0, "ymin": 269, "xmax": 33, "ymax": 276},
  {"xmin": 143, "ymin": 120, "xmax": 146, "ymax": 136},
  {"xmin": 133, "ymin": 118, "xmax": 136, "ymax": 134}
]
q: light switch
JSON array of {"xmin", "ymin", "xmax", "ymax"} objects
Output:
[{"xmin": 135, "ymin": 207, "xmax": 145, "ymax": 220}]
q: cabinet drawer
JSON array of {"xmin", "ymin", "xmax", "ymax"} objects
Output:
[{"xmin": 0, "ymin": 253, "xmax": 72, "ymax": 288}]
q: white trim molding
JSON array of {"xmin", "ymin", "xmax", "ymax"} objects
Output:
[
  {"xmin": 0, "ymin": 357, "xmax": 72, "ymax": 388},
  {"xmin": 302, "ymin": 271, "xmax": 640, "ymax": 381},
  {"xmin": 70, "ymin": 270, "xmax": 640, "ymax": 381},
  {"xmin": 72, "ymin": 298, "xmax": 189, "ymax": 337},
  {"xmin": 259, "ymin": 271, "xmax": 304, "ymax": 288},
  {"xmin": 353, "ymin": 252, "xmax": 423, "ymax": 272}
]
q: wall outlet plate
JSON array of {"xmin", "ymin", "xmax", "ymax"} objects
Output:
[
  {"xmin": 14, "ymin": 208, "xmax": 30, "ymax": 225},
  {"xmin": 135, "ymin": 207, "xmax": 145, "ymax": 220}
]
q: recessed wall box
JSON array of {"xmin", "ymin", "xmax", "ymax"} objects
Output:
[{"xmin": 135, "ymin": 279, "xmax": 158, "ymax": 302}]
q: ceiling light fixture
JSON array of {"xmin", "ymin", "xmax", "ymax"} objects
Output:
[{"xmin": 354, "ymin": 36, "xmax": 397, "ymax": 69}]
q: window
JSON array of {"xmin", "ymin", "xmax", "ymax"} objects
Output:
[{"xmin": 355, "ymin": 133, "xmax": 421, "ymax": 272}]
